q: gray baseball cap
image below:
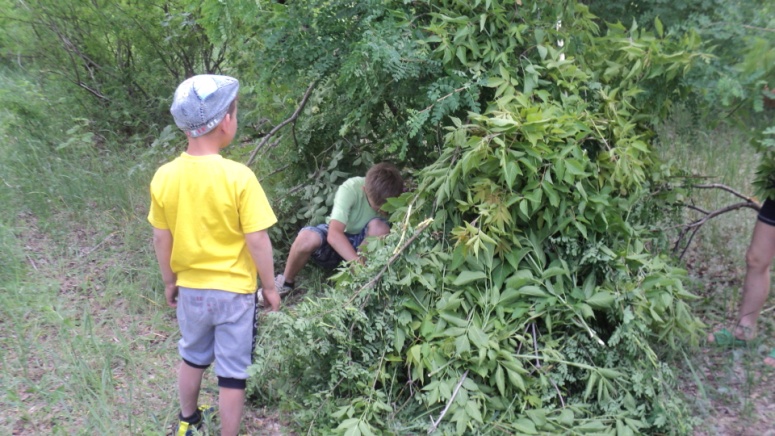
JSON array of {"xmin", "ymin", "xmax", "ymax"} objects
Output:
[{"xmin": 170, "ymin": 74, "xmax": 239, "ymax": 138}]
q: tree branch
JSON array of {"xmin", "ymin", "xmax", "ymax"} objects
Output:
[
  {"xmin": 673, "ymin": 183, "xmax": 762, "ymax": 259},
  {"xmin": 428, "ymin": 370, "xmax": 469, "ymax": 434},
  {"xmin": 692, "ymin": 184, "xmax": 760, "ymax": 205},
  {"xmin": 246, "ymin": 80, "xmax": 318, "ymax": 167}
]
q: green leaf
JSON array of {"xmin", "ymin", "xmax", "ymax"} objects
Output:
[
  {"xmin": 440, "ymin": 311, "xmax": 468, "ymax": 327},
  {"xmin": 558, "ymin": 409, "xmax": 574, "ymax": 426},
  {"xmin": 455, "ymin": 334, "xmax": 471, "ymax": 354},
  {"xmin": 526, "ymin": 409, "xmax": 547, "ymax": 427},
  {"xmin": 495, "ymin": 365, "xmax": 506, "ymax": 396},
  {"xmin": 537, "ymin": 44, "xmax": 547, "ymax": 60},
  {"xmin": 505, "ymin": 269, "xmax": 534, "ymax": 288},
  {"xmin": 655, "ymin": 16, "xmax": 664, "ymax": 38},
  {"xmin": 394, "ymin": 327, "xmax": 406, "ymax": 352},
  {"xmin": 465, "ymin": 400, "xmax": 484, "ymax": 423},
  {"xmin": 513, "ymin": 418, "xmax": 538, "ymax": 434},
  {"xmin": 518, "ymin": 286, "xmax": 548, "ymax": 297},
  {"xmin": 358, "ymin": 421, "xmax": 376, "ymax": 436},
  {"xmin": 584, "ymin": 372, "xmax": 597, "ymax": 400},
  {"xmin": 456, "ymin": 45, "xmax": 467, "ymax": 64},
  {"xmin": 453, "ymin": 270, "xmax": 487, "ymax": 286},
  {"xmin": 506, "ymin": 368, "xmax": 526, "ymax": 391},
  {"xmin": 337, "ymin": 418, "xmax": 360, "ymax": 431},
  {"xmin": 587, "ymin": 291, "xmax": 616, "ymax": 308},
  {"xmin": 468, "ymin": 324, "xmax": 489, "ymax": 348}
]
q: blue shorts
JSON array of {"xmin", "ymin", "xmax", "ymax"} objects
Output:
[{"xmin": 302, "ymin": 217, "xmax": 389, "ymax": 269}]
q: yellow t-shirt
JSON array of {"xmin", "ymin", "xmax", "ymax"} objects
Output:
[{"xmin": 147, "ymin": 153, "xmax": 277, "ymax": 294}]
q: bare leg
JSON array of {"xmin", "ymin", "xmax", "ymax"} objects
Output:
[
  {"xmin": 218, "ymin": 387, "xmax": 245, "ymax": 436},
  {"xmin": 179, "ymin": 361, "xmax": 206, "ymax": 417},
  {"xmin": 356, "ymin": 219, "xmax": 391, "ymax": 253},
  {"xmin": 737, "ymin": 221, "xmax": 775, "ymax": 336},
  {"xmin": 709, "ymin": 220, "xmax": 775, "ymax": 366},
  {"xmin": 283, "ymin": 229, "xmax": 323, "ymax": 283},
  {"xmin": 365, "ymin": 219, "xmax": 390, "ymax": 238}
]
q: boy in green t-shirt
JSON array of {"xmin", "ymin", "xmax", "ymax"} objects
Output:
[
  {"xmin": 148, "ymin": 74, "xmax": 280, "ymax": 436},
  {"xmin": 268, "ymin": 163, "xmax": 403, "ymax": 296}
]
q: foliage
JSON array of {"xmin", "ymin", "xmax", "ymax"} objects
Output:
[
  {"xmin": 1, "ymin": 0, "xmax": 230, "ymax": 139},
  {"xmin": 585, "ymin": 0, "xmax": 775, "ymax": 115},
  {"xmin": 753, "ymin": 126, "xmax": 775, "ymax": 200},
  {"xmin": 245, "ymin": 0, "xmax": 706, "ymax": 434}
]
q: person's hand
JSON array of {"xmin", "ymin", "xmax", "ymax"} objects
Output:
[
  {"xmin": 262, "ymin": 286, "xmax": 281, "ymax": 312},
  {"xmin": 165, "ymin": 283, "xmax": 179, "ymax": 307}
]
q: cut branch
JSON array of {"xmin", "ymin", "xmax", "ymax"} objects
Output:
[
  {"xmin": 246, "ymin": 80, "xmax": 318, "ymax": 167},
  {"xmin": 346, "ymin": 218, "xmax": 433, "ymax": 306},
  {"xmin": 428, "ymin": 370, "xmax": 469, "ymax": 434}
]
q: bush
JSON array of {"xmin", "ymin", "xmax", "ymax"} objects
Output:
[{"xmin": 244, "ymin": 0, "xmax": 706, "ymax": 433}]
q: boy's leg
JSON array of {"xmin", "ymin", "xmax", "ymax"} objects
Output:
[
  {"xmin": 364, "ymin": 217, "xmax": 390, "ymax": 239},
  {"xmin": 179, "ymin": 361, "xmax": 207, "ymax": 417},
  {"xmin": 218, "ymin": 387, "xmax": 245, "ymax": 436},
  {"xmin": 351, "ymin": 217, "xmax": 391, "ymax": 251},
  {"xmin": 211, "ymin": 291, "xmax": 256, "ymax": 434},
  {"xmin": 176, "ymin": 287, "xmax": 216, "ymax": 419},
  {"xmin": 283, "ymin": 227, "xmax": 326, "ymax": 282},
  {"xmin": 736, "ymin": 220, "xmax": 775, "ymax": 338}
]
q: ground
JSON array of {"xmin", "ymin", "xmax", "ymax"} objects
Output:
[{"xmin": 8, "ymin": 205, "xmax": 775, "ymax": 435}]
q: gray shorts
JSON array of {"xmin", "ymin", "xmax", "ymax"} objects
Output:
[{"xmin": 176, "ymin": 287, "xmax": 257, "ymax": 381}]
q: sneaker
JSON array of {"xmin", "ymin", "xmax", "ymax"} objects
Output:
[
  {"xmin": 176, "ymin": 404, "xmax": 213, "ymax": 436},
  {"xmin": 257, "ymin": 274, "xmax": 295, "ymax": 307}
]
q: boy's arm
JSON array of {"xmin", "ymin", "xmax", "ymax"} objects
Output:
[
  {"xmin": 245, "ymin": 230, "xmax": 280, "ymax": 311},
  {"xmin": 152, "ymin": 227, "xmax": 178, "ymax": 307},
  {"xmin": 327, "ymin": 220, "xmax": 362, "ymax": 263}
]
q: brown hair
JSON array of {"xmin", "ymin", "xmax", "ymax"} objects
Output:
[
  {"xmin": 364, "ymin": 162, "xmax": 404, "ymax": 208},
  {"xmin": 227, "ymin": 97, "xmax": 238, "ymax": 117}
]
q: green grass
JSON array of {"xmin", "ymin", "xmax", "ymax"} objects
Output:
[
  {"xmin": 655, "ymin": 107, "xmax": 775, "ymax": 434},
  {"xmin": 2, "ymin": 63, "xmax": 775, "ymax": 434},
  {"xmin": 0, "ymin": 66, "xmax": 287, "ymax": 435}
]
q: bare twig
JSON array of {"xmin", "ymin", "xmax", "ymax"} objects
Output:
[
  {"xmin": 685, "ymin": 204, "xmax": 709, "ymax": 215},
  {"xmin": 246, "ymin": 80, "xmax": 318, "ymax": 167},
  {"xmin": 550, "ymin": 378, "xmax": 566, "ymax": 408},
  {"xmin": 742, "ymin": 24, "xmax": 775, "ymax": 33},
  {"xmin": 531, "ymin": 322, "xmax": 541, "ymax": 369},
  {"xmin": 692, "ymin": 184, "xmax": 760, "ymax": 205},
  {"xmin": 428, "ymin": 370, "xmax": 469, "ymax": 434},
  {"xmin": 673, "ymin": 184, "xmax": 762, "ymax": 260},
  {"xmin": 81, "ymin": 232, "xmax": 117, "ymax": 257},
  {"xmin": 674, "ymin": 201, "xmax": 760, "ymax": 258},
  {"xmin": 259, "ymin": 163, "xmax": 291, "ymax": 184},
  {"xmin": 25, "ymin": 254, "xmax": 38, "ymax": 271}
]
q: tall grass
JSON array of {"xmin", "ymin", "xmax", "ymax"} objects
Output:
[
  {"xmin": 0, "ymin": 66, "xmax": 286, "ymax": 435},
  {"xmin": 0, "ymin": 66, "xmax": 183, "ymax": 435},
  {"xmin": 656, "ymin": 107, "xmax": 775, "ymax": 434}
]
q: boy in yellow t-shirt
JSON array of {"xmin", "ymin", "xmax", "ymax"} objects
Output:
[{"xmin": 147, "ymin": 74, "xmax": 279, "ymax": 436}]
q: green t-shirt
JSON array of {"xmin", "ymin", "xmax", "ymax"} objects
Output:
[{"xmin": 327, "ymin": 176, "xmax": 379, "ymax": 234}]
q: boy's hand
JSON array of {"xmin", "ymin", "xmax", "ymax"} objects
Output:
[
  {"xmin": 165, "ymin": 283, "xmax": 179, "ymax": 307},
  {"xmin": 262, "ymin": 286, "xmax": 281, "ymax": 312}
]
